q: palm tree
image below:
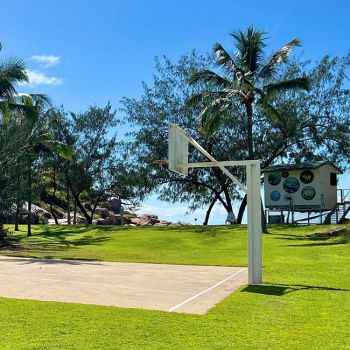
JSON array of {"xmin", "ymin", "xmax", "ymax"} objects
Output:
[
  {"xmin": 0, "ymin": 43, "xmax": 28, "ymax": 235},
  {"xmin": 12, "ymin": 95, "xmax": 72, "ymax": 236},
  {"xmin": 187, "ymin": 26, "xmax": 310, "ymax": 160},
  {"xmin": 0, "ymin": 43, "xmax": 28, "ymax": 118}
]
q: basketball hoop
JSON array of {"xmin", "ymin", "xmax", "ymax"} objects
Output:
[{"xmin": 154, "ymin": 160, "xmax": 168, "ymax": 168}]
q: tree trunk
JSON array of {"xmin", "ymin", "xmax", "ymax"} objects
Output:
[
  {"xmin": 66, "ymin": 176, "xmax": 71, "ymax": 225},
  {"xmin": 237, "ymin": 194, "xmax": 268, "ymax": 233},
  {"xmin": 73, "ymin": 199, "xmax": 77, "ymax": 224},
  {"xmin": 203, "ymin": 196, "xmax": 219, "ymax": 225},
  {"xmin": 261, "ymin": 202, "xmax": 268, "ymax": 234},
  {"xmin": 15, "ymin": 198, "xmax": 20, "ymax": 231},
  {"xmin": 69, "ymin": 185, "xmax": 92, "ymax": 224},
  {"xmin": 27, "ymin": 166, "xmax": 32, "ymax": 237},
  {"xmin": 245, "ymin": 103, "xmax": 254, "ymax": 160},
  {"xmin": 50, "ymin": 168, "xmax": 58, "ymax": 225},
  {"xmin": 15, "ymin": 171, "xmax": 21, "ymax": 231},
  {"xmin": 237, "ymin": 195, "xmax": 247, "ymax": 224}
]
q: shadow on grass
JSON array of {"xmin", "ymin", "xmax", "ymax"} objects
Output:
[
  {"xmin": 242, "ymin": 283, "xmax": 350, "ymax": 296},
  {"xmin": 274, "ymin": 229, "xmax": 350, "ymax": 247},
  {"xmin": 1, "ymin": 225, "xmax": 113, "ymax": 254}
]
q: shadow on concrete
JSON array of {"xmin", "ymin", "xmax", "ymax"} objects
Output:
[{"xmin": 0, "ymin": 256, "xmax": 102, "ymax": 265}]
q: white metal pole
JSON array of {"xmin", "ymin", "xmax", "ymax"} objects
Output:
[{"xmin": 246, "ymin": 162, "xmax": 262, "ymax": 284}]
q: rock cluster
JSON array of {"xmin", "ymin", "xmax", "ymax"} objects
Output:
[
  {"xmin": 3, "ymin": 201, "xmax": 190, "ymax": 227},
  {"xmin": 92, "ymin": 212, "xmax": 176, "ymax": 226}
]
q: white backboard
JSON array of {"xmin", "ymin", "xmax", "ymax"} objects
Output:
[{"xmin": 168, "ymin": 123, "xmax": 188, "ymax": 176}]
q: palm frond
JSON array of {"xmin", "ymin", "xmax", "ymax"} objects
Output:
[
  {"xmin": 258, "ymin": 100, "xmax": 284, "ymax": 128},
  {"xmin": 186, "ymin": 91, "xmax": 229, "ymax": 107},
  {"xmin": 0, "ymin": 58, "xmax": 28, "ymax": 99},
  {"xmin": 231, "ymin": 26, "xmax": 266, "ymax": 73},
  {"xmin": 188, "ymin": 70, "xmax": 231, "ymax": 88},
  {"xmin": 214, "ymin": 43, "xmax": 240, "ymax": 74},
  {"xmin": 41, "ymin": 138, "xmax": 73, "ymax": 160},
  {"xmin": 260, "ymin": 39, "xmax": 300, "ymax": 78},
  {"xmin": 264, "ymin": 77, "xmax": 310, "ymax": 96},
  {"xmin": 199, "ymin": 97, "xmax": 233, "ymax": 136},
  {"xmin": 200, "ymin": 112, "xmax": 223, "ymax": 137}
]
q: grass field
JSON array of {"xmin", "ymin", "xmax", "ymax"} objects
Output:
[{"xmin": 0, "ymin": 224, "xmax": 349, "ymax": 349}]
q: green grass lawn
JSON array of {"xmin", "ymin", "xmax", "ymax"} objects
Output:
[{"xmin": 0, "ymin": 224, "xmax": 349, "ymax": 350}]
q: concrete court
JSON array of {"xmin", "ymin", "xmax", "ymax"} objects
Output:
[{"xmin": 0, "ymin": 256, "xmax": 247, "ymax": 314}]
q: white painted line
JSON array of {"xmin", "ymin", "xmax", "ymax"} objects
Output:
[
  {"xmin": 0, "ymin": 274, "xmax": 193, "ymax": 296},
  {"xmin": 168, "ymin": 268, "xmax": 246, "ymax": 312}
]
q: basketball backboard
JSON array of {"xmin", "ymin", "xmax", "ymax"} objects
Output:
[{"xmin": 168, "ymin": 123, "xmax": 189, "ymax": 176}]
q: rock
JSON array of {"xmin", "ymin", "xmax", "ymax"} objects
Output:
[
  {"xmin": 154, "ymin": 220, "xmax": 172, "ymax": 226},
  {"xmin": 131, "ymin": 217, "xmax": 157, "ymax": 226},
  {"xmin": 22, "ymin": 213, "xmax": 40, "ymax": 224},
  {"xmin": 140, "ymin": 214, "xmax": 159, "ymax": 220},
  {"xmin": 94, "ymin": 207, "xmax": 110, "ymax": 218},
  {"xmin": 94, "ymin": 218, "xmax": 110, "ymax": 225},
  {"xmin": 23, "ymin": 203, "xmax": 52, "ymax": 219},
  {"xmin": 131, "ymin": 217, "xmax": 142, "ymax": 225},
  {"xmin": 139, "ymin": 218, "xmax": 154, "ymax": 226},
  {"xmin": 108, "ymin": 197, "xmax": 122, "ymax": 214},
  {"xmin": 123, "ymin": 213, "xmax": 134, "ymax": 224},
  {"xmin": 75, "ymin": 215, "xmax": 88, "ymax": 224},
  {"xmin": 84, "ymin": 203, "xmax": 92, "ymax": 210},
  {"xmin": 109, "ymin": 214, "xmax": 123, "ymax": 225}
]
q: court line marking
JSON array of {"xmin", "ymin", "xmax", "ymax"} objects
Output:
[
  {"xmin": 168, "ymin": 268, "xmax": 247, "ymax": 312},
  {"xmin": 0, "ymin": 274, "xmax": 193, "ymax": 296},
  {"xmin": 0, "ymin": 265, "xmax": 236, "ymax": 276}
]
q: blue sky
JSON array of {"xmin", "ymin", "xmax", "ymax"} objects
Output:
[{"xmin": 1, "ymin": 0, "xmax": 349, "ymax": 224}]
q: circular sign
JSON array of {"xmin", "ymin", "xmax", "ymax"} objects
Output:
[
  {"xmin": 283, "ymin": 177, "xmax": 300, "ymax": 193},
  {"xmin": 270, "ymin": 191, "xmax": 281, "ymax": 201},
  {"xmin": 268, "ymin": 173, "xmax": 281, "ymax": 186},
  {"xmin": 284, "ymin": 194, "xmax": 293, "ymax": 202},
  {"xmin": 281, "ymin": 171, "xmax": 289, "ymax": 178},
  {"xmin": 300, "ymin": 170, "xmax": 314, "ymax": 184},
  {"xmin": 301, "ymin": 186, "xmax": 316, "ymax": 200}
]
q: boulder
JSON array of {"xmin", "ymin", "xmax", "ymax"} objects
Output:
[
  {"xmin": 94, "ymin": 218, "xmax": 110, "ymax": 225},
  {"xmin": 108, "ymin": 197, "xmax": 122, "ymax": 214},
  {"xmin": 131, "ymin": 217, "xmax": 156, "ymax": 226},
  {"xmin": 154, "ymin": 220, "xmax": 172, "ymax": 226},
  {"xmin": 76, "ymin": 215, "xmax": 88, "ymax": 224},
  {"xmin": 131, "ymin": 217, "xmax": 142, "ymax": 225},
  {"xmin": 139, "ymin": 218, "xmax": 154, "ymax": 226},
  {"xmin": 140, "ymin": 214, "xmax": 159, "ymax": 220},
  {"xmin": 23, "ymin": 203, "xmax": 51, "ymax": 219},
  {"xmin": 94, "ymin": 207, "xmax": 110, "ymax": 218},
  {"xmin": 109, "ymin": 214, "xmax": 123, "ymax": 225}
]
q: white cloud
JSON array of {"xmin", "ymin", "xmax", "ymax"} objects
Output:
[
  {"xmin": 19, "ymin": 70, "xmax": 63, "ymax": 87},
  {"xmin": 31, "ymin": 55, "xmax": 61, "ymax": 68}
]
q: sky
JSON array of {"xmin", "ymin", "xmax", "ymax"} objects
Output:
[{"xmin": 1, "ymin": 0, "xmax": 349, "ymax": 224}]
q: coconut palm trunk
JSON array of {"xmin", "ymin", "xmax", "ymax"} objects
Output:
[
  {"xmin": 66, "ymin": 176, "xmax": 71, "ymax": 225},
  {"xmin": 27, "ymin": 166, "xmax": 32, "ymax": 237},
  {"xmin": 245, "ymin": 103, "xmax": 254, "ymax": 160}
]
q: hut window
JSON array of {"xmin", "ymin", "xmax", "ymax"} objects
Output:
[{"xmin": 330, "ymin": 173, "xmax": 337, "ymax": 186}]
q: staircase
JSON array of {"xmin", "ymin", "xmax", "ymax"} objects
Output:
[{"xmin": 323, "ymin": 189, "xmax": 350, "ymax": 224}]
